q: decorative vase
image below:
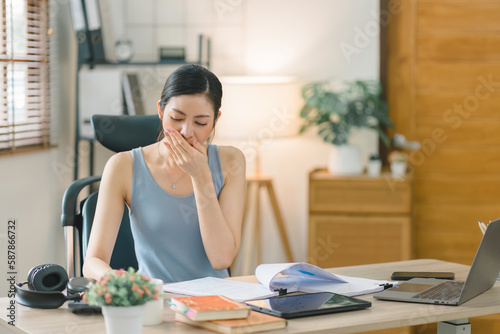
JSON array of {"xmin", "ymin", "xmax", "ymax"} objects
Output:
[
  {"xmin": 390, "ymin": 161, "xmax": 407, "ymax": 178},
  {"xmin": 328, "ymin": 145, "xmax": 363, "ymax": 176},
  {"xmin": 101, "ymin": 304, "xmax": 146, "ymax": 334}
]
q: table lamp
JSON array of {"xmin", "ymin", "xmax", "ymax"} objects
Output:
[{"xmin": 215, "ymin": 76, "xmax": 302, "ymax": 275}]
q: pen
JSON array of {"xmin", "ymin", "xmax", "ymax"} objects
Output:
[
  {"xmin": 478, "ymin": 221, "xmax": 488, "ymax": 235},
  {"xmin": 298, "ymin": 270, "xmax": 315, "ymax": 276}
]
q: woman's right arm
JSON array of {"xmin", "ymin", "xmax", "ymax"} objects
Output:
[{"xmin": 82, "ymin": 151, "xmax": 132, "ymax": 280}]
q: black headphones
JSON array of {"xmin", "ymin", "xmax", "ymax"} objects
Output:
[{"xmin": 15, "ymin": 264, "xmax": 93, "ymax": 309}]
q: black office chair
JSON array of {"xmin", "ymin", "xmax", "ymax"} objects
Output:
[{"xmin": 61, "ymin": 115, "xmax": 161, "ymax": 277}]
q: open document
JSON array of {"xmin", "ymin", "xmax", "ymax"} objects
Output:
[
  {"xmin": 163, "ymin": 262, "xmax": 397, "ymax": 302},
  {"xmin": 256, "ymin": 262, "xmax": 396, "ymax": 296},
  {"xmin": 163, "ymin": 277, "xmax": 278, "ymax": 302}
]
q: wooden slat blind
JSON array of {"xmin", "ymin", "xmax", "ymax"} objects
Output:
[{"xmin": 0, "ymin": 0, "xmax": 50, "ymax": 152}]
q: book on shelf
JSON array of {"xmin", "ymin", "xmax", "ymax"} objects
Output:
[
  {"xmin": 174, "ymin": 310, "xmax": 287, "ymax": 334},
  {"xmin": 170, "ymin": 295, "xmax": 250, "ymax": 321}
]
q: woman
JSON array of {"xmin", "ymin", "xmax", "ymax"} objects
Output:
[{"xmin": 83, "ymin": 65, "xmax": 246, "ymax": 282}]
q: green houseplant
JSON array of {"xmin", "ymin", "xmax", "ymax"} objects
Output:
[
  {"xmin": 299, "ymin": 80, "xmax": 393, "ymax": 146},
  {"xmin": 84, "ymin": 268, "xmax": 163, "ymax": 334},
  {"xmin": 299, "ymin": 80, "xmax": 393, "ymax": 175}
]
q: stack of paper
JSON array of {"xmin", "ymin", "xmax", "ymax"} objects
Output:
[{"xmin": 164, "ymin": 262, "xmax": 397, "ymax": 301}]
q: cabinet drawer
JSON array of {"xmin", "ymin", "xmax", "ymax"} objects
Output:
[
  {"xmin": 308, "ymin": 214, "xmax": 412, "ymax": 268},
  {"xmin": 309, "ymin": 175, "xmax": 412, "ymax": 214}
]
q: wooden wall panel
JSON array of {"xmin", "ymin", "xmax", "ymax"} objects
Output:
[
  {"xmin": 387, "ymin": 1, "xmax": 500, "ymax": 332},
  {"xmin": 415, "ymin": 119, "xmax": 500, "ymax": 146},
  {"xmin": 416, "ymin": 92, "xmax": 500, "ymax": 117},
  {"xmin": 418, "ymin": 3, "xmax": 500, "ymax": 34},
  {"xmin": 414, "ymin": 203, "xmax": 500, "ymax": 230},
  {"xmin": 414, "ymin": 203, "xmax": 495, "ymax": 263},
  {"xmin": 418, "ymin": 35, "xmax": 500, "ymax": 61},
  {"xmin": 408, "ymin": 148, "xmax": 500, "ymax": 174},
  {"xmin": 417, "ymin": 64, "xmax": 500, "ymax": 89},
  {"xmin": 415, "ymin": 175, "xmax": 500, "ymax": 205},
  {"xmin": 386, "ymin": 0, "xmax": 416, "ymax": 138}
]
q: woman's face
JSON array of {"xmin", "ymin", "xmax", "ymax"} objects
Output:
[{"xmin": 158, "ymin": 94, "xmax": 219, "ymax": 146}]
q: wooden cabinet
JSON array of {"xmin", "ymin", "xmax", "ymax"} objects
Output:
[{"xmin": 308, "ymin": 168, "xmax": 413, "ymax": 268}]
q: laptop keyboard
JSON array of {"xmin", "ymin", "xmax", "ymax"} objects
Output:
[{"xmin": 413, "ymin": 281, "xmax": 465, "ymax": 301}]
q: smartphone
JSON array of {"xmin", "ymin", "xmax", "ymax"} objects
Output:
[
  {"xmin": 391, "ymin": 271, "xmax": 455, "ymax": 281},
  {"xmin": 68, "ymin": 301, "xmax": 102, "ymax": 315}
]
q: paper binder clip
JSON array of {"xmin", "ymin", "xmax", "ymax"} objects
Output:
[{"xmin": 380, "ymin": 283, "xmax": 394, "ymax": 290}]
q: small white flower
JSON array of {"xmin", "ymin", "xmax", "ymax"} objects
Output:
[{"xmin": 329, "ymin": 114, "xmax": 341, "ymax": 123}]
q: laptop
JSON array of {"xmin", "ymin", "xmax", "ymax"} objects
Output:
[{"xmin": 374, "ymin": 218, "xmax": 500, "ymax": 306}]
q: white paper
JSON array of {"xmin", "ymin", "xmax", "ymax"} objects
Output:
[
  {"xmin": 297, "ymin": 274, "xmax": 394, "ymax": 296},
  {"xmin": 256, "ymin": 262, "xmax": 347, "ymax": 293},
  {"xmin": 163, "ymin": 263, "xmax": 398, "ymax": 303},
  {"xmin": 163, "ymin": 277, "xmax": 278, "ymax": 302},
  {"xmin": 256, "ymin": 262, "xmax": 396, "ymax": 297}
]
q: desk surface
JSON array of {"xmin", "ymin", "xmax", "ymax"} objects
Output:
[{"xmin": 1, "ymin": 259, "xmax": 499, "ymax": 334}]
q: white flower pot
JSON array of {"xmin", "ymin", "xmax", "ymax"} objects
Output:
[
  {"xmin": 101, "ymin": 304, "xmax": 146, "ymax": 334},
  {"xmin": 143, "ymin": 279, "xmax": 164, "ymax": 326},
  {"xmin": 367, "ymin": 159, "xmax": 382, "ymax": 177},
  {"xmin": 390, "ymin": 161, "xmax": 407, "ymax": 178},
  {"xmin": 328, "ymin": 145, "xmax": 363, "ymax": 176}
]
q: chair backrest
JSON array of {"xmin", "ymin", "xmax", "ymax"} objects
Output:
[
  {"xmin": 90, "ymin": 115, "xmax": 161, "ymax": 271},
  {"xmin": 81, "ymin": 192, "xmax": 138, "ymax": 271},
  {"xmin": 91, "ymin": 114, "xmax": 161, "ymax": 152},
  {"xmin": 62, "ymin": 115, "xmax": 161, "ymax": 277}
]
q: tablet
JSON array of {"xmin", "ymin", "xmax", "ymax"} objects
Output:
[{"xmin": 243, "ymin": 292, "xmax": 371, "ymax": 319}]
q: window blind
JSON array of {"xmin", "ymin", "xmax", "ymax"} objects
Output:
[{"xmin": 0, "ymin": 0, "xmax": 50, "ymax": 152}]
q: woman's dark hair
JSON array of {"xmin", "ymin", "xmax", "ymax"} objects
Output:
[
  {"xmin": 159, "ymin": 64, "xmax": 222, "ymax": 116},
  {"xmin": 158, "ymin": 65, "xmax": 222, "ymax": 142}
]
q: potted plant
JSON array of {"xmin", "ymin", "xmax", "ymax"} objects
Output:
[
  {"xmin": 84, "ymin": 268, "xmax": 163, "ymax": 334},
  {"xmin": 367, "ymin": 153, "xmax": 382, "ymax": 177},
  {"xmin": 299, "ymin": 80, "xmax": 393, "ymax": 175},
  {"xmin": 388, "ymin": 150, "xmax": 408, "ymax": 178}
]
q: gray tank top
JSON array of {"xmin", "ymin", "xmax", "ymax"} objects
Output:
[{"xmin": 129, "ymin": 144, "xmax": 229, "ymax": 282}]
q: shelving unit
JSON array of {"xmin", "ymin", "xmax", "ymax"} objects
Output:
[{"xmin": 73, "ymin": 35, "xmax": 211, "ymax": 180}]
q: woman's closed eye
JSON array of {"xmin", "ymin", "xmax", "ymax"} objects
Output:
[{"xmin": 170, "ymin": 116, "xmax": 207, "ymax": 126}]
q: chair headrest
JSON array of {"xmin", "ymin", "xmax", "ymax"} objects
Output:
[{"xmin": 91, "ymin": 115, "xmax": 161, "ymax": 153}]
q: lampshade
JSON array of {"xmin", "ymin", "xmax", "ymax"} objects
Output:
[{"xmin": 216, "ymin": 76, "xmax": 302, "ymax": 141}]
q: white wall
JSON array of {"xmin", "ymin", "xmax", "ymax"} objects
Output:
[
  {"xmin": 0, "ymin": 0, "xmax": 76, "ymax": 296},
  {"xmin": 0, "ymin": 0, "xmax": 380, "ymax": 292},
  {"xmin": 99, "ymin": 0, "xmax": 380, "ymax": 275}
]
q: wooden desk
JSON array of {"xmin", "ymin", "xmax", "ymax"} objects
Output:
[{"xmin": 1, "ymin": 259, "xmax": 499, "ymax": 334}]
